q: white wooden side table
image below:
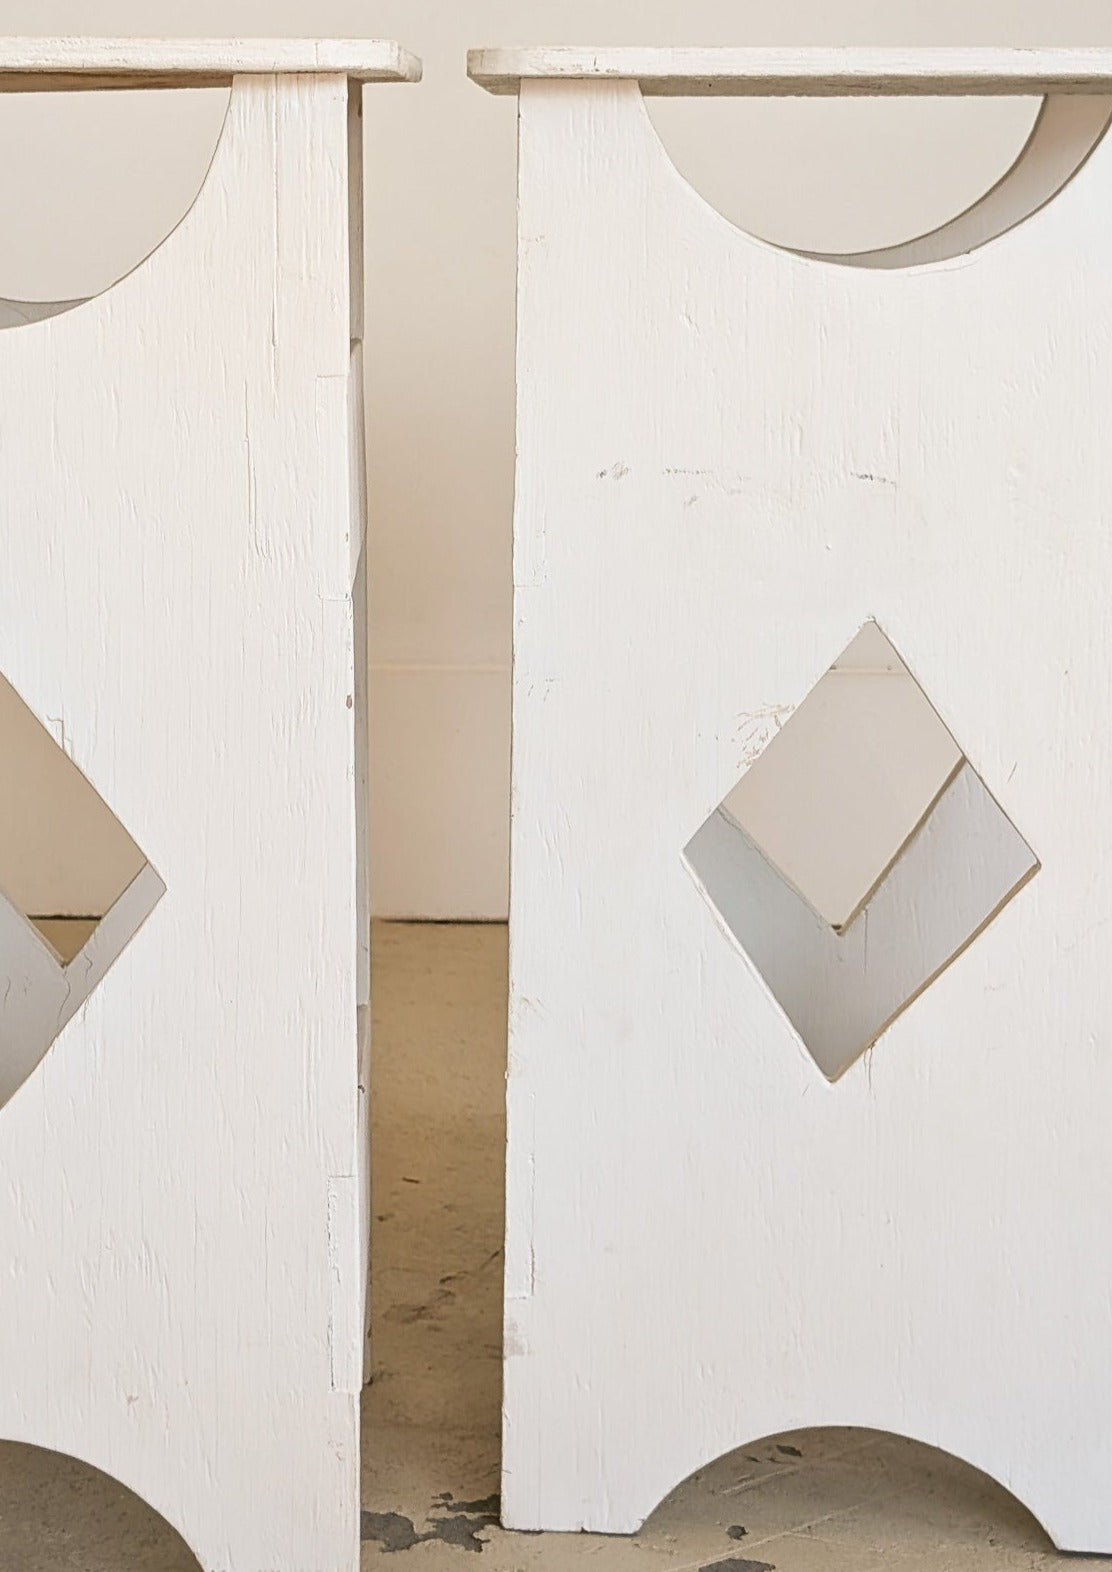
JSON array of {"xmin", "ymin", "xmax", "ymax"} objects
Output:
[
  {"xmin": 471, "ymin": 46, "xmax": 1112, "ymax": 1551},
  {"xmin": 0, "ymin": 38, "xmax": 419, "ymax": 1572}
]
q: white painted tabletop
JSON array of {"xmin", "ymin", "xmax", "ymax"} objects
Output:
[
  {"xmin": 0, "ymin": 37, "xmax": 421, "ymax": 89},
  {"xmin": 467, "ymin": 46, "xmax": 1112, "ymax": 95}
]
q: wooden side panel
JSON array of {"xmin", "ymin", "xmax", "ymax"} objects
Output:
[
  {"xmin": 506, "ymin": 77, "xmax": 1112, "ymax": 1549},
  {"xmin": 0, "ymin": 72, "xmax": 363, "ymax": 1572}
]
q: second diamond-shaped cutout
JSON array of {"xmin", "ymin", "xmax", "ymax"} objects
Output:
[{"xmin": 684, "ymin": 624, "xmax": 1039, "ymax": 1081}]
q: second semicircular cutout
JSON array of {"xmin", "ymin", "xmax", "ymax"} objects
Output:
[
  {"xmin": 646, "ymin": 92, "xmax": 1112, "ymax": 267},
  {"xmin": 0, "ymin": 85, "xmax": 230, "ymax": 329}
]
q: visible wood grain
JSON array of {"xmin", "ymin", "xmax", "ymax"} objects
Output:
[
  {"xmin": 502, "ymin": 71, "xmax": 1112, "ymax": 1553},
  {"xmin": 0, "ymin": 37, "xmax": 420, "ymax": 91},
  {"xmin": 0, "ymin": 65, "xmax": 388, "ymax": 1572},
  {"xmin": 469, "ymin": 45, "xmax": 1112, "ymax": 95}
]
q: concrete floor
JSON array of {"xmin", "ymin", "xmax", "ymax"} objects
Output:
[
  {"xmin": 0, "ymin": 920, "xmax": 1106, "ymax": 1569},
  {"xmin": 362, "ymin": 923, "xmax": 1107, "ymax": 1572}
]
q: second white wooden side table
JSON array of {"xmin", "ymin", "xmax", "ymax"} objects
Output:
[{"xmin": 472, "ymin": 45, "xmax": 1112, "ymax": 1552}]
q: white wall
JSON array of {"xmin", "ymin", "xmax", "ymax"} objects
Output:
[{"xmin": 0, "ymin": 0, "xmax": 1110, "ymax": 919}]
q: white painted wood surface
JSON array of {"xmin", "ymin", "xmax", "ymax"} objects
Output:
[
  {"xmin": 0, "ymin": 49, "xmax": 414, "ymax": 1570},
  {"xmin": 469, "ymin": 45, "xmax": 1112, "ymax": 95},
  {"xmin": 0, "ymin": 37, "xmax": 420, "ymax": 89},
  {"xmin": 496, "ymin": 65, "xmax": 1112, "ymax": 1550}
]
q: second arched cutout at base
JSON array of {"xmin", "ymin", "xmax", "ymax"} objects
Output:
[{"xmin": 642, "ymin": 1427, "xmax": 1056, "ymax": 1562}]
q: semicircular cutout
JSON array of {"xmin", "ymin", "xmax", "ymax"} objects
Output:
[
  {"xmin": 647, "ymin": 92, "xmax": 1112, "ymax": 265},
  {"xmin": 0, "ymin": 85, "xmax": 229, "ymax": 328},
  {"xmin": 0, "ymin": 1439, "xmax": 202, "ymax": 1569},
  {"xmin": 642, "ymin": 1427, "xmax": 1054, "ymax": 1558}
]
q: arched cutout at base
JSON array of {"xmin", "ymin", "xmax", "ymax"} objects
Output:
[
  {"xmin": 642, "ymin": 1427, "xmax": 1056, "ymax": 1563},
  {"xmin": 0, "ymin": 1440, "xmax": 202, "ymax": 1570}
]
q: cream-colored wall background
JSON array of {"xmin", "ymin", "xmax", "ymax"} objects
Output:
[{"xmin": 0, "ymin": 0, "xmax": 1108, "ymax": 920}]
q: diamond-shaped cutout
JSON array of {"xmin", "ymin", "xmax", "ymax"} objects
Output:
[
  {"xmin": 684, "ymin": 623, "xmax": 1039, "ymax": 1081},
  {"xmin": 0, "ymin": 673, "xmax": 164, "ymax": 1108}
]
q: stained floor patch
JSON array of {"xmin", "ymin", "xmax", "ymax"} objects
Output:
[
  {"xmin": 362, "ymin": 1499, "xmax": 499, "ymax": 1554},
  {"xmin": 438, "ymin": 1495, "xmax": 501, "ymax": 1516},
  {"xmin": 362, "ymin": 1513, "xmax": 426, "ymax": 1553},
  {"xmin": 428, "ymin": 1512, "xmax": 499, "ymax": 1552}
]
